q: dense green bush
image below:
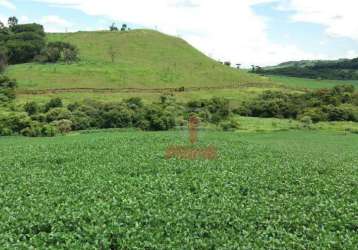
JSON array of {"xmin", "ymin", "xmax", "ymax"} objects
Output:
[
  {"xmin": 238, "ymin": 85, "xmax": 358, "ymax": 123},
  {"xmin": 0, "ymin": 49, "xmax": 7, "ymax": 73},
  {"xmin": 0, "ymin": 75, "xmax": 16, "ymax": 104},
  {"xmin": 1, "ymin": 96, "xmax": 234, "ymax": 137},
  {"xmin": 44, "ymin": 97, "xmax": 63, "ymax": 112},
  {"xmin": 5, "ymin": 23, "xmax": 45, "ymax": 64},
  {"xmin": 220, "ymin": 119, "xmax": 240, "ymax": 131},
  {"xmin": 21, "ymin": 122, "xmax": 58, "ymax": 137},
  {"xmin": 187, "ymin": 97, "xmax": 230, "ymax": 123},
  {"xmin": 24, "ymin": 101, "xmax": 39, "ymax": 115},
  {"xmin": 46, "ymin": 108, "xmax": 72, "ymax": 122},
  {"xmin": 36, "ymin": 41, "xmax": 79, "ymax": 64},
  {"xmin": 0, "ymin": 18, "xmax": 77, "ymax": 65}
]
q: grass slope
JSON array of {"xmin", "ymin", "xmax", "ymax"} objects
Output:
[
  {"xmin": 6, "ymin": 30, "xmax": 270, "ymax": 91},
  {"xmin": 0, "ymin": 130, "xmax": 357, "ymax": 248}
]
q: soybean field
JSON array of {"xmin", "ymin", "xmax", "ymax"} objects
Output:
[{"xmin": 0, "ymin": 131, "xmax": 357, "ymax": 249}]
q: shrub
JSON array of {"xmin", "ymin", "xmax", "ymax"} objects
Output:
[
  {"xmin": 21, "ymin": 122, "xmax": 58, "ymax": 137},
  {"xmin": 0, "ymin": 75, "xmax": 16, "ymax": 103},
  {"xmin": 37, "ymin": 42, "xmax": 78, "ymax": 63},
  {"xmin": 35, "ymin": 47, "xmax": 61, "ymax": 63},
  {"xmin": 30, "ymin": 113, "xmax": 47, "ymax": 123},
  {"xmin": 125, "ymin": 97, "xmax": 143, "ymax": 110},
  {"xmin": 0, "ymin": 127, "xmax": 12, "ymax": 136},
  {"xmin": 46, "ymin": 107, "xmax": 72, "ymax": 122},
  {"xmin": 0, "ymin": 49, "xmax": 7, "ymax": 73},
  {"xmin": 70, "ymin": 111, "xmax": 91, "ymax": 130},
  {"xmin": 220, "ymin": 119, "xmax": 240, "ymax": 131},
  {"xmin": 101, "ymin": 106, "xmax": 133, "ymax": 128},
  {"xmin": 144, "ymin": 105, "xmax": 176, "ymax": 131},
  {"xmin": 44, "ymin": 98, "xmax": 63, "ymax": 112},
  {"xmin": 0, "ymin": 112, "xmax": 31, "ymax": 133},
  {"xmin": 299, "ymin": 108, "xmax": 327, "ymax": 123},
  {"xmin": 300, "ymin": 116, "xmax": 313, "ymax": 128},
  {"xmin": 63, "ymin": 48, "xmax": 79, "ymax": 63},
  {"xmin": 52, "ymin": 119, "xmax": 73, "ymax": 134},
  {"xmin": 24, "ymin": 101, "xmax": 39, "ymax": 115}
]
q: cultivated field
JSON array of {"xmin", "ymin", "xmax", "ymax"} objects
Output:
[{"xmin": 1, "ymin": 130, "xmax": 357, "ymax": 248}]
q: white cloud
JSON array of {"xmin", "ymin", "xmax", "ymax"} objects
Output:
[
  {"xmin": 40, "ymin": 15, "xmax": 73, "ymax": 32},
  {"xmin": 19, "ymin": 15, "xmax": 30, "ymax": 23},
  {"xmin": 278, "ymin": 0, "xmax": 358, "ymax": 41},
  {"xmin": 0, "ymin": 0, "xmax": 16, "ymax": 10},
  {"xmin": 346, "ymin": 50, "xmax": 358, "ymax": 59},
  {"xmin": 0, "ymin": 14, "xmax": 7, "ymax": 24}
]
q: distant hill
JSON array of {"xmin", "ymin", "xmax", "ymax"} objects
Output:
[
  {"xmin": 258, "ymin": 58, "xmax": 358, "ymax": 80},
  {"xmin": 264, "ymin": 59, "xmax": 346, "ymax": 70},
  {"xmin": 5, "ymin": 29, "xmax": 269, "ymax": 92}
]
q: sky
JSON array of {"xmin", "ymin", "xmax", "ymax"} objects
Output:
[{"xmin": 1, "ymin": 0, "xmax": 358, "ymax": 67}]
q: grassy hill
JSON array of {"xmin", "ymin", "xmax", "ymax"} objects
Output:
[
  {"xmin": 6, "ymin": 30, "xmax": 273, "ymax": 99},
  {"xmin": 7, "ymin": 29, "xmax": 355, "ymax": 104}
]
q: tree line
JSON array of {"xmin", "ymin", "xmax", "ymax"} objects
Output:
[
  {"xmin": 0, "ymin": 94, "xmax": 238, "ymax": 137},
  {"xmin": 236, "ymin": 85, "xmax": 358, "ymax": 123}
]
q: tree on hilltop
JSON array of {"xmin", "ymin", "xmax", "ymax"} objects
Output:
[
  {"xmin": 121, "ymin": 24, "xmax": 127, "ymax": 31},
  {"xmin": 109, "ymin": 23, "xmax": 118, "ymax": 31}
]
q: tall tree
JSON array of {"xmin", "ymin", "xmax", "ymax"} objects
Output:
[
  {"xmin": 121, "ymin": 24, "xmax": 127, "ymax": 31},
  {"xmin": 109, "ymin": 23, "xmax": 118, "ymax": 31},
  {"xmin": 8, "ymin": 16, "xmax": 18, "ymax": 28}
]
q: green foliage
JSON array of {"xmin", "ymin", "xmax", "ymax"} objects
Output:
[
  {"xmin": 0, "ymin": 131, "xmax": 357, "ymax": 248},
  {"xmin": 44, "ymin": 97, "xmax": 63, "ymax": 112},
  {"xmin": 220, "ymin": 118, "xmax": 240, "ymax": 131},
  {"xmin": 63, "ymin": 47, "xmax": 79, "ymax": 63},
  {"xmin": 21, "ymin": 122, "xmax": 58, "ymax": 137},
  {"xmin": 24, "ymin": 101, "xmax": 39, "ymax": 115},
  {"xmin": 121, "ymin": 24, "xmax": 128, "ymax": 31},
  {"xmin": 36, "ymin": 41, "xmax": 79, "ymax": 64},
  {"xmin": 187, "ymin": 97, "xmax": 231, "ymax": 123},
  {"xmin": 0, "ymin": 49, "xmax": 7, "ymax": 73},
  {"xmin": 0, "ymin": 75, "xmax": 16, "ymax": 104},
  {"xmin": 46, "ymin": 107, "xmax": 72, "ymax": 122},
  {"xmin": 2, "ymin": 96, "xmax": 232, "ymax": 137},
  {"xmin": 52, "ymin": 119, "xmax": 72, "ymax": 134},
  {"xmin": 239, "ymin": 85, "xmax": 358, "ymax": 122},
  {"xmin": 7, "ymin": 16, "xmax": 18, "ymax": 28},
  {"xmin": 5, "ymin": 23, "xmax": 45, "ymax": 64},
  {"xmin": 299, "ymin": 116, "xmax": 313, "ymax": 128}
]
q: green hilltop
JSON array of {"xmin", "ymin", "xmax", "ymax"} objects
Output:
[{"xmin": 6, "ymin": 29, "xmax": 271, "ymax": 92}]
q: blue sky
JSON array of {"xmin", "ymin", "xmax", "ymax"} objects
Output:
[{"xmin": 1, "ymin": 0, "xmax": 358, "ymax": 66}]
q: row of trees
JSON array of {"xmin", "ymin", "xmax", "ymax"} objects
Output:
[
  {"xmin": 0, "ymin": 96, "xmax": 236, "ymax": 137},
  {"xmin": 109, "ymin": 23, "xmax": 129, "ymax": 31},
  {"xmin": 236, "ymin": 85, "xmax": 358, "ymax": 122},
  {"xmin": 0, "ymin": 16, "xmax": 78, "ymax": 68}
]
